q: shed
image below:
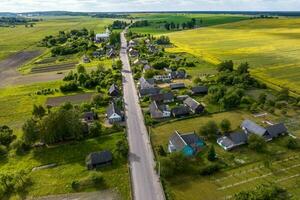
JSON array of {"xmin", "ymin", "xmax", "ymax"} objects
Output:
[
  {"xmin": 170, "ymin": 83, "xmax": 185, "ymax": 90},
  {"xmin": 86, "ymin": 151, "xmax": 112, "ymax": 170},
  {"xmin": 183, "ymin": 97, "xmax": 205, "ymax": 114},
  {"xmin": 191, "ymin": 86, "xmax": 208, "ymax": 95}
]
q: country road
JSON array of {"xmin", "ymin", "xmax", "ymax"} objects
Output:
[{"xmin": 120, "ymin": 30, "xmax": 165, "ymax": 200}]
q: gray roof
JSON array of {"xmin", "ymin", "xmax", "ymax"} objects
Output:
[
  {"xmin": 229, "ymin": 130, "xmax": 248, "ymax": 144},
  {"xmin": 191, "ymin": 86, "xmax": 208, "ymax": 94},
  {"xmin": 109, "ymin": 84, "xmax": 119, "ymax": 95},
  {"xmin": 266, "ymin": 123, "xmax": 287, "ymax": 138},
  {"xmin": 149, "ymin": 101, "xmax": 169, "ymax": 119},
  {"xmin": 143, "ymin": 64, "xmax": 152, "ymax": 71},
  {"xmin": 150, "ymin": 92, "xmax": 174, "ymax": 102},
  {"xmin": 139, "ymin": 87, "xmax": 160, "ymax": 97},
  {"xmin": 170, "ymin": 83, "xmax": 185, "ymax": 89},
  {"xmin": 106, "ymin": 102, "xmax": 122, "ymax": 117},
  {"xmin": 171, "ymin": 105, "xmax": 190, "ymax": 116},
  {"xmin": 83, "ymin": 111, "xmax": 94, "ymax": 121},
  {"xmin": 181, "ymin": 133, "xmax": 200, "ymax": 146},
  {"xmin": 169, "ymin": 71, "xmax": 186, "ymax": 79},
  {"xmin": 139, "ymin": 77, "xmax": 155, "ymax": 89},
  {"xmin": 241, "ymin": 119, "xmax": 266, "ymax": 136},
  {"xmin": 184, "ymin": 97, "xmax": 201, "ymax": 111},
  {"xmin": 86, "ymin": 150, "xmax": 112, "ymax": 165},
  {"xmin": 169, "ymin": 132, "xmax": 186, "ymax": 151}
]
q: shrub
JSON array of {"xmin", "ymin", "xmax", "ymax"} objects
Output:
[
  {"xmin": 199, "ymin": 163, "xmax": 221, "ymax": 176},
  {"xmin": 285, "ymin": 138, "xmax": 300, "ymax": 150},
  {"xmin": 248, "ymin": 134, "xmax": 267, "ymax": 153},
  {"xmin": 71, "ymin": 180, "xmax": 80, "ymax": 191},
  {"xmin": 60, "ymin": 81, "xmax": 79, "ymax": 92},
  {"xmin": 0, "ymin": 145, "xmax": 7, "ymax": 155},
  {"xmin": 89, "ymin": 172, "xmax": 104, "ymax": 185}
]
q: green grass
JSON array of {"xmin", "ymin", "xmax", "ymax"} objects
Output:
[
  {"xmin": 129, "ymin": 13, "xmax": 248, "ymax": 35},
  {"xmin": 0, "ymin": 133, "xmax": 130, "ymax": 200},
  {"xmin": 151, "ymin": 111, "xmax": 300, "ymax": 199},
  {"xmin": 0, "ymin": 16, "xmax": 113, "ymax": 61},
  {"xmin": 166, "ymin": 18, "xmax": 300, "ymax": 95}
]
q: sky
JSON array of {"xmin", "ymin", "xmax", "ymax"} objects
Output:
[{"xmin": 1, "ymin": 0, "xmax": 300, "ymax": 13}]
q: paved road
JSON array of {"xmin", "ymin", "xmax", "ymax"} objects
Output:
[{"xmin": 120, "ymin": 30, "xmax": 165, "ymax": 200}]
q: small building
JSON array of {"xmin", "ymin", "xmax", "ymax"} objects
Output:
[
  {"xmin": 170, "ymin": 83, "xmax": 185, "ymax": 90},
  {"xmin": 168, "ymin": 131, "xmax": 205, "ymax": 156},
  {"xmin": 183, "ymin": 97, "xmax": 205, "ymax": 114},
  {"xmin": 171, "ymin": 106, "xmax": 190, "ymax": 118},
  {"xmin": 82, "ymin": 55, "xmax": 90, "ymax": 63},
  {"xmin": 265, "ymin": 123, "xmax": 288, "ymax": 140},
  {"xmin": 139, "ymin": 87, "xmax": 160, "ymax": 97},
  {"xmin": 191, "ymin": 86, "xmax": 208, "ymax": 95},
  {"xmin": 149, "ymin": 101, "xmax": 171, "ymax": 119},
  {"xmin": 128, "ymin": 40, "xmax": 137, "ymax": 47},
  {"xmin": 139, "ymin": 77, "xmax": 155, "ymax": 89},
  {"xmin": 143, "ymin": 64, "xmax": 152, "ymax": 72},
  {"xmin": 95, "ymin": 28, "xmax": 110, "ymax": 42},
  {"xmin": 217, "ymin": 131, "xmax": 248, "ymax": 151},
  {"xmin": 169, "ymin": 71, "xmax": 187, "ymax": 79},
  {"xmin": 148, "ymin": 44, "xmax": 157, "ymax": 53},
  {"xmin": 86, "ymin": 150, "xmax": 112, "ymax": 170},
  {"xmin": 241, "ymin": 119, "xmax": 266, "ymax": 137},
  {"xmin": 107, "ymin": 48, "xmax": 116, "ymax": 58},
  {"xmin": 108, "ymin": 84, "xmax": 119, "ymax": 96},
  {"xmin": 83, "ymin": 111, "xmax": 95, "ymax": 122},
  {"xmin": 177, "ymin": 95, "xmax": 189, "ymax": 101},
  {"xmin": 106, "ymin": 102, "xmax": 123, "ymax": 124},
  {"xmin": 128, "ymin": 48, "xmax": 139, "ymax": 57},
  {"xmin": 153, "ymin": 75, "xmax": 171, "ymax": 83},
  {"xmin": 150, "ymin": 92, "xmax": 174, "ymax": 103}
]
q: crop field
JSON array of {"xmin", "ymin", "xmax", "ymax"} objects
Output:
[
  {"xmin": 46, "ymin": 92, "xmax": 95, "ymax": 107},
  {"xmin": 166, "ymin": 18, "xmax": 300, "ymax": 95},
  {"xmin": 130, "ymin": 13, "xmax": 248, "ymax": 34},
  {"xmin": 30, "ymin": 62, "xmax": 77, "ymax": 73},
  {"xmin": 0, "ymin": 16, "xmax": 113, "ymax": 61}
]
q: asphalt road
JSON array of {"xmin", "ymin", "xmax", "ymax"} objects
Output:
[{"xmin": 120, "ymin": 30, "xmax": 165, "ymax": 200}]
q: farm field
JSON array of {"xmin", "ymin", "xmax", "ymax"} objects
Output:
[
  {"xmin": 130, "ymin": 13, "xmax": 248, "ymax": 34},
  {"xmin": 151, "ymin": 111, "xmax": 300, "ymax": 199},
  {"xmin": 0, "ymin": 16, "xmax": 113, "ymax": 61},
  {"xmin": 46, "ymin": 92, "xmax": 95, "ymax": 107},
  {"xmin": 166, "ymin": 18, "xmax": 300, "ymax": 95}
]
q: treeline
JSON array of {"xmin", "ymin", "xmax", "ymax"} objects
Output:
[
  {"xmin": 131, "ymin": 20, "xmax": 150, "ymax": 27},
  {"xmin": 164, "ymin": 18, "xmax": 199, "ymax": 30},
  {"xmin": 111, "ymin": 20, "xmax": 128, "ymax": 29},
  {"xmin": 92, "ymin": 13, "xmax": 129, "ymax": 19},
  {"xmin": 0, "ymin": 17, "xmax": 40, "ymax": 27}
]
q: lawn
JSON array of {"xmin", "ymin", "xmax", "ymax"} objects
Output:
[
  {"xmin": 151, "ymin": 110, "xmax": 300, "ymax": 199},
  {"xmin": 129, "ymin": 13, "xmax": 248, "ymax": 35},
  {"xmin": 0, "ymin": 16, "xmax": 113, "ymax": 61},
  {"xmin": 166, "ymin": 18, "xmax": 300, "ymax": 95},
  {"xmin": 0, "ymin": 133, "xmax": 130, "ymax": 200}
]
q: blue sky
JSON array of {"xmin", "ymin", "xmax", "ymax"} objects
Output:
[{"xmin": 1, "ymin": 0, "xmax": 300, "ymax": 12}]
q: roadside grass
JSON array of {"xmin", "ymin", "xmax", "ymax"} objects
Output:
[
  {"xmin": 0, "ymin": 16, "xmax": 113, "ymax": 61},
  {"xmin": 0, "ymin": 133, "xmax": 130, "ymax": 200},
  {"xmin": 129, "ymin": 13, "xmax": 248, "ymax": 35},
  {"xmin": 151, "ymin": 110, "xmax": 300, "ymax": 199},
  {"xmin": 166, "ymin": 18, "xmax": 300, "ymax": 95}
]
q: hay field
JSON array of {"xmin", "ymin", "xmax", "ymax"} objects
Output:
[
  {"xmin": 0, "ymin": 16, "xmax": 112, "ymax": 61},
  {"xmin": 167, "ymin": 18, "xmax": 300, "ymax": 94}
]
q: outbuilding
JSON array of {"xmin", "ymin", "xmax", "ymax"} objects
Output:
[{"xmin": 86, "ymin": 150, "xmax": 112, "ymax": 170}]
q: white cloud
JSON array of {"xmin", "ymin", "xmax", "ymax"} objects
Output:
[{"xmin": 0, "ymin": 0, "xmax": 299, "ymax": 12}]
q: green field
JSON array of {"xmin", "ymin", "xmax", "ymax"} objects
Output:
[
  {"xmin": 129, "ymin": 13, "xmax": 248, "ymax": 34},
  {"xmin": 151, "ymin": 111, "xmax": 300, "ymax": 199},
  {"xmin": 0, "ymin": 16, "xmax": 112, "ymax": 61},
  {"xmin": 166, "ymin": 18, "xmax": 300, "ymax": 95}
]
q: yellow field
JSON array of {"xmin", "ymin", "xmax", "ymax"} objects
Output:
[{"xmin": 167, "ymin": 18, "xmax": 300, "ymax": 95}]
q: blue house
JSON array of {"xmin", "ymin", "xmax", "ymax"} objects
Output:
[{"xmin": 168, "ymin": 131, "xmax": 205, "ymax": 156}]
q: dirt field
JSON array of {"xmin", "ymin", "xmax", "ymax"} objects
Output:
[
  {"xmin": 33, "ymin": 190, "xmax": 119, "ymax": 200},
  {"xmin": 31, "ymin": 62, "xmax": 77, "ymax": 73},
  {"xmin": 46, "ymin": 93, "xmax": 95, "ymax": 107}
]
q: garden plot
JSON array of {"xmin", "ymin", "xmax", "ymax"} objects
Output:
[
  {"xmin": 31, "ymin": 62, "xmax": 77, "ymax": 73},
  {"xmin": 46, "ymin": 93, "xmax": 94, "ymax": 107}
]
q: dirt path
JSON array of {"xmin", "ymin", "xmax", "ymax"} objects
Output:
[
  {"xmin": 0, "ymin": 51, "xmax": 66, "ymax": 87},
  {"xmin": 32, "ymin": 190, "xmax": 119, "ymax": 200}
]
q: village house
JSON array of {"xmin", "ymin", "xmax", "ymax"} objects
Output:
[
  {"xmin": 139, "ymin": 77, "xmax": 155, "ymax": 89},
  {"xmin": 149, "ymin": 101, "xmax": 171, "ymax": 119},
  {"xmin": 95, "ymin": 28, "xmax": 110, "ymax": 42},
  {"xmin": 82, "ymin": 111, "xmax": 95, "ymax": 123},
  {"xmin": 150, "ymin": 92, "xmax": 174, "ymax": 103},
  {"xmin": 128, "ymin": 39, "xmax": 137, "ymax": 47},
  {"xmin": 128, "ymin": 48, "xmax": 139, "ymax": 57},
  {"xmin": 108, "ymin": 83, "xmax": 119, "ymax": 97},
  {"xmin": 139, "ymin": 87, "xmax": 160, "ymax": 97},
  {"xmin": 171, "ymin": 105, "xmax": 190, "ymax": 117},
  {"xmin": 153, "ymin": 74, "xmax": 171, "ymax": 83},
  {"xmin": 82, "ymin": 55, "xmax": 90, "ymax": 63},
  {"xmin": 169, "ymin": 70, "xmax": 187, "ymax": 79},
  {"xmin": 191, "ymin": 86, "xmax": 208, "ymax": 95},
  {"xmin": 217, "ymin": 130, "xmax": 248, "ymax": 151},
  {"xmin": 86, "ymin": 150, "xmax": 112, "ymax": 170},
  {"xmin": 168, "ymin": 131, "xmax": 205, "ymax": 156},
  {"xmin": 177, "ymin": 95, "xmax": 190, "ymax": 101},
  {"xmin": 143, "ymin": 64, "xmax": 152, "ymax": 72},
  {"xmin": 170, "ymin": 83, "xmax": 185, "ymax": 90},
  {"xmin": 106, "ymin": 102, "xmax": 123, "ymax": 124},
  {"xmin": 183, "ymin": 97, "xmax": 205, "ymax": 114},
  {"xmin": 107, "ymin": 48, "xmax": 116, "ymax": 58}
]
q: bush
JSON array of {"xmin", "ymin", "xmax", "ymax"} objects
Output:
[
  {"xmin": 89, "ymin": 172, "xmax": 104, "ymax": 185},
  {"xmin": 0, "ymin": 145, "xmax": 7, "ymax": 155},
  {"xmin": 60, "ymin": 81, "xmax": 79, "ymax": 92},
  {"xmin": 248, "ymin": 134, "xmax": 267, "ymax": 153},
  {"xmin": 71, "ymin": 180, "xmax": 80, "ymax": 191},
  {"xmin": 285, "ymin": 138, "xmax": 300, "ymax": 150},
  {"xmin": 199, "ymin": 163, "xmax": 221, "ymax": 176}
]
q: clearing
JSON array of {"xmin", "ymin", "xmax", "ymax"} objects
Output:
[
  {"xmin": 46, "ymin": 93, "xmax": 95, "ymax": 107},
  {"xmin": 167, "ymin": 18, "xmax": 300, "ymax": 95}
]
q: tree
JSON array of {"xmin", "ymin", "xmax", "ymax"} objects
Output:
[
  {"xmin": 0, "ymin": 126, "xmax": 15, "ymax": 146},
  {"xmin": 115, "ymin": 139, "xmax": 129, "ymax": 157},
  {"xmin": 22, "ymin": 118, "xmax": 39, "ymax": 145},
  {"xmin": 32, "ymin": 105, "xmax": 46, "ymax": 119},
  {"xmin": 285, "ymin": 137, "xmax": 299, "ymax": 150},
  {"xmin": 258, "ymin": 93, "xmax": 267, "ymax": 104},
  {"xmin": 220, "ymin": 119, "xmax": 231, "ymax": 133},
  {"xmin": 237, "ymin": 62, "xmax": 249, "ymax": 74},
  {"xmin": 199, "ymin": 121, "xmax": 219, "ymax": 140},
  {"xmin": 88, "ymin": 121, "xmax": 102, "ymax": 137},
  {"xmin": 248, "ymin": 134, "xmax": 267, "ymax": 153},
  {"xmin": 277, "ymin": 87, "xmax": 289, "ymax": 101},
  {"xmin": 144, "ymin": 69, "xmax": 156, "ymax": 79},
  {"xmin": 77, "ymin": 64, "xmax": 86, "ymax": 74},
  {"xmin": 217, "ymin": 60, "xmax": 234, "ymax": 72},
  {"xmin": 207, "ymin": 145, "xmax": 217, "ymax": 161}
]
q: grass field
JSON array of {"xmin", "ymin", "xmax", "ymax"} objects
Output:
[
  {"xmin": 0, "ymin": 16, "xmax": 112, "ymax": 61},
  {"xmin": 130, "ymin": 13, "xmax": 248, "ymax": 34},
  {"xmin": 166, "ymin": 18, "xmax": 300, "ymax": 95},
  {"xmin": 0, "ymin": 132, "xmax": 130, "ymax": 200},
  {"xmin": 151, "ymin": 111, "xmax": 300, "ymax": 199}
]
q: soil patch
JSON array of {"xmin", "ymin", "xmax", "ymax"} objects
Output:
[{"xmin": 46, "ymin": 93, "xmax": 95, "ymax": 107}]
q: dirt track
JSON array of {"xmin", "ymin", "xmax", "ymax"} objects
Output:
[{"xmin": 0, "ymin": 51, "xmax": 66, "ymax": 88}]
